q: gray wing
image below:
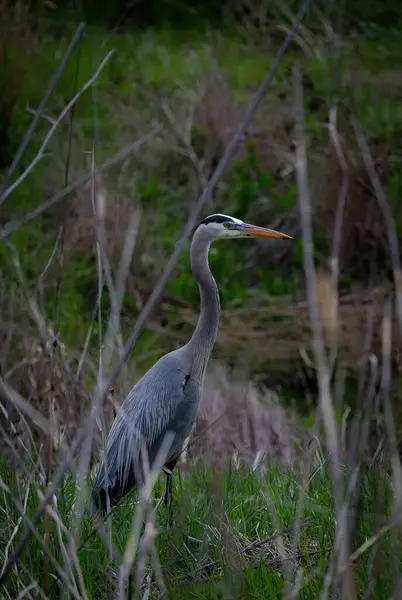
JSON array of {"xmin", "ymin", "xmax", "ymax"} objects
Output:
[{"xmin": 91, "ymin": 351, "xmax": 198, "ymax": 505}]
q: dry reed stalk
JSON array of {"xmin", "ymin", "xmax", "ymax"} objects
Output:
[
  {"xmin": 353, "ymin": 119, "xmax": 402, "ymax": 345},
  {"xmin": 293, "ymin": 63, "xmax": 356, "ymax": 599}
]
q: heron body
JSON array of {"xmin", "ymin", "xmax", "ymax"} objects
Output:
[{"xmin": 90, "ymin": 214, "xmax": 291, "ymax": 515}]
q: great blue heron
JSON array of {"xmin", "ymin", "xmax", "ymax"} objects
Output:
[{"xmin": 90, "ymin": 213, "xmax": 291, "ymax": 518}]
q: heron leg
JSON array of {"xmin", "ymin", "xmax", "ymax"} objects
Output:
[{"xmin": 163, "ymin": 466, "xmax": 173, "ymax": 526}]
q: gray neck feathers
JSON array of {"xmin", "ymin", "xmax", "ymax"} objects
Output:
[{"xmin": 186, "ymin": 228, "xmax": 221, "ymax": 380}]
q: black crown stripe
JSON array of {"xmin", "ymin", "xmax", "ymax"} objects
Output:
[
  {"xmin": 201, "ymin": 214, "xmax": 235, "ymax": 225},
  {"xmin": 192, "ymin": 214, "xmax": 236, "ymax": 235}
]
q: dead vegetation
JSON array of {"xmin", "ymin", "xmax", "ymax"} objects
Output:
[
  {"xmin": 0, "ymin": 290, "xmax": 93, "ymax": 467},
  {"xmin": 186, "ymin": 362, "xmax": 314, "ymax": 473},
  {"xmin": 0, "ymin": 270, "xmax": 397, "ymax": 474},
  {"xmin": 169, "ymin": 282, "xmax": 394, "ymax": 375}
]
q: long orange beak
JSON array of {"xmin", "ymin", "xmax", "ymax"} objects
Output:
[{"xmin": 242, "ymin": 223, "xmax": 293, "ymax": 239}]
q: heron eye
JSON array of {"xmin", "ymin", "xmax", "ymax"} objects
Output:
[{"xmin": 223, "ymin": 222, "xmax": 231, "ymax": 228}]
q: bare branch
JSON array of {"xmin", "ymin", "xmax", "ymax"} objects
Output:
[
  {"xmin": 0, "ymin": 22, "xmax": 86, "ymax": 203},
  {"xmin": 162, "ymin": 99, "xmax": 208, "ymax": 188},
  {"xmin": 325, "ymin": 103, "xmax": 348, "ymax": 372},
  {"xmin": 293, "ymin": 63, "xmax": 354, "ymax": 597},
  {"xmin": 293, "ymin": 64, "xmax": 340, "ymax": 477},
  {"xmin": 0, "ymin": 378, "xmax": 54, "ymax": 441},
  {"xmin": 0, "ymin": 49, "xmax": 114, "ymax": 204},
  {"xmin": 350, "ymin": 519, "xmax": 399, "ymax": 563},
  {"xmin": 381, "ymin": 300, "xmax": 402, "ymax": 503},
  {"xmin": 353, "ymin": 118, "xmax": 402, "ymax": 341},
  {"xmin": 0, "ymin": 128, "xmax": 161, "ymax": 241},
  {"xmin": 327, "ymin": 103, "xmax": 349, "ymax": 279}
]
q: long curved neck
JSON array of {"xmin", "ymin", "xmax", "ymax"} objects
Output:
[{"xmin": 186, "ymin": 230, "xmax": 221, "ymax": 380}]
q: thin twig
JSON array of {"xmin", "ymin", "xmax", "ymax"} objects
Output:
[
  {"xmin": 0, "ymin": 128, "xmax": 161, "ymax": 241},
  {"xmin": 0, "ymin": 420, "xmax": 85, "ymax": 588},
  {"xmin": 1, "ymin": 50, "xmax": 114, "ymax": 204},
  {"xmin": 328, "ymin": 103, "xmax": 348, "ymax": 280},
  {"xmin": 350, "ymin": 521, "xmax": 396, "ymax": 563},
  {"xmin": 43, "ymin": 42, "xmax": 81, "ymax": 580},
  {"xmin": 380, "ymin": 300, "xmax": 402, "ymax": 503},
  {"xmin": 0, "ymin": 478, "xmax": 80, "ymax": 598},
  {"xmin": 105, "ymin": 208, "xmax": 141, "ymax": 364},
  {"xmin": 92, "ymin": 146, "xmax": 114, "ymax": 567},
  {"xmin": 118, "ymin": 433, "xmax": 174, "ymax": 599},
  {"xmin": 0, "ymin": 22, "xmax": 86, "ymax": 204},
  {"xmin": 0, "ymin": 378, "xmax": 54, "ymax": 441},
  {"xmin": 162, "ymin": 99, "xmax": 208, "ymax": 187},
  {"xmin": 353, "ymin": 118, "xmax": 402, "ymax": 342},
  {"xmin": 293, "ymin": 64, "xmax": 352, "ymax": 597},
  {"xmin": 47, "ymin": 502, "xmax": 90, "ymax": 600},
  {"xmin": 293, "ymin": 64, "xmax": 340, "ymax": 483},
  {"xmin": 326, "ymin": 102, "xmax": 349, "ymax": 373}
]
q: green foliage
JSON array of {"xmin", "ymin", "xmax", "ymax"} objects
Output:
[
  {"xmin": 2, "ymin": 12, "xmax": 402, "ymax": 384},
  {"xmin": 0, "ymin": 456, "xmax": 399, "ymax": 599},
  {"xmin": 227, "ymin": 142, "xmax": 296, "ymax": 215},
  {"xmin": 161, "ymin": 142, "xmax": 299, "ymax": 304}
]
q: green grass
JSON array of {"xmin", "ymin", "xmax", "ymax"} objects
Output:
[{"xmin": 0, "ymin": 456, "xmax": 399, "ymax": 598}]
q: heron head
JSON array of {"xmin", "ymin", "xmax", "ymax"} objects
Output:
[{"xmin": 195, "ymin": 214, "xmax": 293, "ymax": 241}]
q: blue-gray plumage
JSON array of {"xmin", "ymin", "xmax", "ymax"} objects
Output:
[{"xmin": 90, "ymin": 214, "xmax": 292, "ymax": 516}]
